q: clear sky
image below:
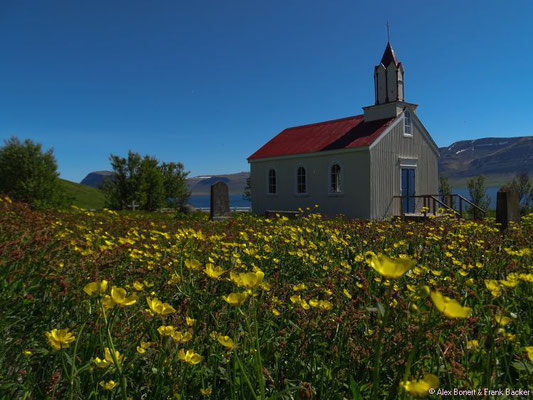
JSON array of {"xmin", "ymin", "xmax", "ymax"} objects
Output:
[{"xmin": 1, "ymin": 0, "xmax": 532, "ymax": 182}]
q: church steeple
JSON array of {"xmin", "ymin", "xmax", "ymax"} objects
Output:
[{"xmin": 374, "ymin": 42, "xmax": 404, "ymax": 105}]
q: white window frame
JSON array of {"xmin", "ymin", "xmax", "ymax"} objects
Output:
[
  {"xmin": 404, "ymin": 110, "xmax": 413, "ymax": 137},
  {"xmin": 266, "ymin": 168, "xmax": 277, "ymax": 196},
  {"xmin": 328, "ymin": 161, "xmax": 344, "ymax": 196},
  {"xmin": 294, "ymin": 166, "xmax": 308, "ymax": 196}
]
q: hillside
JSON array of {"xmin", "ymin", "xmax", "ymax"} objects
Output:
[
  {"xmin": 80, "ymin": 171, "xmax": 249, "ymax": 196},
  {"xmin": 60, "ymin": 179, "xmax": 106, "ymax": 209},
  {"xmin": 186, "ymin": 172, "xmax": 249, "ymax": 195},
  {"xmin": 78, "ymin": 136, "xmax": 533, "ymax": 194},
  {"xmin": 439, "ymin": 136, "xmax": 533, "ymax": 186}
]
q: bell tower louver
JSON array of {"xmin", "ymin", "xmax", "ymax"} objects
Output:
[{"xmin": 374, "ymin": 42, "xmax": 404, "ymax": 104}]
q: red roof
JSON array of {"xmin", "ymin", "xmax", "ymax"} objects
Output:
[{"xmin": 248, "ymin": 114, "xmax": 396, "ymax": 160}]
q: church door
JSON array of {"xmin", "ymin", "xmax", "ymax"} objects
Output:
[{"xmin": 401, "ymin": 168, "xmax": 416, "ymax": 213}]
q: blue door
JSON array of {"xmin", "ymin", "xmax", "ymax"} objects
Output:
[{"xmin": 401, "ymin": 168, "xmax": 416, "ymax": 213}]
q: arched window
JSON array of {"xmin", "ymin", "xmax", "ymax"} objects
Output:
[
  {"xmin": 296, "ymin": 167, "xmax": 306, "ymax": 194},
  {"xmin": 268, "ymin": 169, "xmax": 276, "ymax": 194},
  {"xmin": 404, "ymin": 111, "xmax": 412, "ymax": 135},
  {"xmin": 330, "ymin": 164, "xmax": 341, "ymax": 193}
]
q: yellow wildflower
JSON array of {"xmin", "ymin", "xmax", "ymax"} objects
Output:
[
  {"xmin": 204, "ymin": 264, "xmax": 226, "ymax": 279},
  {"xmin": 185, "ymin": 259, "xmax": 201, "ymax": 270},
  {"xmin": 222, "ymin": 292, "xmax": 249, "ymax": 306},
  {"xmin": 172, "ymin": 330, "xmax": 193, "ymax": 343},
  {"xmin": 110, "ymin": 286, "xmax": 138, "ymax": 307},
  {"xmin": 83, "ymin": 280, "xmax": 108, "ymax": 296},
  {"xmin": 400, "ymin": 374, "xmax": 439, "ymax": 397},
  {"xmin": 484, "ymin": 280, "xmax": 502, "ymax": 297},
  {"xmin": 238, "ymin": 269, "xmax": 265, "ymax": 289},
  {"xmin": 200, "ymin": 387, "xmax": 212, "ymax": 396},
  {"xmin": 186, "ymin": 317, "xmax": 196, "ymax": 326},
  {"xmin": 290, "ymin": 294, "xmax": 301, "ymax": 304},
  {"xmin": 94, "ymin": 357, "xmax": 110, "ymax": 368},
  {"xmin": 343, "ymin": 289, "xmax": 352, "ymax": 299},
  {"xmin": 292, "ymin": 283, "xmax": 307, "ymax": 291},
  {"xmin": 136, "ymin": 341, "xmax": 153, "ymax": 354},
  {"xmin": 146, "ymin": 297, "xmax": 176, "ymax": 316},
  {"xmin": 217, "ymin": 335, "xmax": 237, "ymax": 350},
  {"xmin": 309, "ymin": 299, "xmax": 319, "ymax": 307},
  {"xmin": 99, "ymin": 380, "xmax": 118, "ymax": 390},
  {"xmin": 467, "ymin": 340, "xmax": 479, "ymax": 350},
  {"xmin": 430, "ymin": 290, "xmax": 472, "ymax": 319},
  {"xmin": 158, "ymin": 325, "xmax": 176, "ymax": 336},
  {"xmin": 46, "ymin": 328, "xmax": 75, "ymax": 351},
  {"xmin": 178, "ymin": 349, "xmax": 202, "ymax": 364},
  {"xmin": 368, "ymin": 253, "xmax": 414, "ymax": 279},
  {"xmin": 318, "ymin": 300, "xmax": 333, "ymax": 311},
  {"xmin": 104, "ymin": 347, "xmax": 124, "ymax": 365},
  {"xmin": 525, "ymin": 346, "xmax": 533, "ymax": 362},
  {"xmin": 495, "ymin": 314, "xmax": 511, "ymax": 326},
  {"xmin": 132, "ymin": 281, "xmax": 144, "ymax": 291}
]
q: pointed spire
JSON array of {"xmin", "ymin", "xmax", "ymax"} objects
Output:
[{"xmin": 380, "ymin": 42, "xmax": 398, "ymax": 67}]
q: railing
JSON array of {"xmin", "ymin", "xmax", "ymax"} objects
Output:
[
  {"xmin": 392, "ymin": 194, "xmax": 486, "ymax": 219},
  {"xmin": 196, "ymin": 207, "xmax": 251, "ymax": 213}
]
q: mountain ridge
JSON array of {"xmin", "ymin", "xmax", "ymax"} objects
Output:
[{"xmin": 79, "ymin": 135, "xmax": 533, "ymax": 194}]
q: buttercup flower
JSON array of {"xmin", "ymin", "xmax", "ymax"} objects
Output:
[
  {"xmin": 467, "ymin": 340, "xmax": 479, "ymax": 350},
  {"xmin": 204, "ymin": 264, "xmax": 226, "ymax": 279},
  {"xmin": 223, "ymin": 292, "xmax": 249, "ymax": 306},
  {"xmin": 146, "ymin": 297, "xmax": 176, "ymax": 316},
  {"xmin": 110, "ymin": 286, "xmax": 138, "ymax": 307},
  {"xmin": 158, "ymin": 325, "xmax": 176, "ymax": 336},
  {"xmin": 368, "ymin": 253, "xmax": 414, "ymax": 279},
  {"xmin": 172, "ymin": 330, "xmax": 193, "ymax": 343},
  {"xmin": 104, "ymin": 347, "xmax": 124, "ymax": 365},
  {"xmin": 238, "ymin": 269, "xmax": 265, "ymax": 289},
  {"xmin": 495, "ymin": 314, "xmax": 511, "ymax": 326},
  {"xmin": 430, "ymin": 290, "xmax": 472, "ymax": 319},
  {"xmin": 200, "ymin": 387, "xmax": 212, "ymax": 396},
  {"xmin": 217, "ymin": 335, "xmax": 237, "ymax": 350},
  {"xmin": 185, "ymin": 259, "xmax": 201, "ymax": 270},
  {"xmin": 178, "ymin": 349, "xmax": 202, "ymax": 364},
  {"xmin": 46, "ymin": 328, "xmax": 75, "ymax": 351},
  {"xmin": 99, "ymin": 380, "xmax": 118, "ymax": 390},
  {"xmin": 83, "ymin": 280, "xmax": 108, "ymax": 296},
  {"xmin": 400, "ymin": 374, "xmax": 439, "ymax": 397},
  {"xmin": 525, "ymin": 346, "xmax": 533, "ymax": 362}
]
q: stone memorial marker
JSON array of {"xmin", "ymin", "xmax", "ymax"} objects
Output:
[
  {"xmin": 210, "ymin": 181, "xmax": 230, "ymax": 221},
  {"xmin": 496, "ymin": 186, "xmax": 520, "ymax": 230}
]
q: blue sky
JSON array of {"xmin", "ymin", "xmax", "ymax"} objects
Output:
[{"xmin": 1, "ymin": 0, "xmax": 532, "ymax": 182}]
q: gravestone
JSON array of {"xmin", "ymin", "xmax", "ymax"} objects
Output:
[
  {"xmin": 496, "ymin": 186, "xmax": 520, "ymax": 230},
  {"xmin": 210, "ymin": 181, "xmax": 230, "ymax": 221}
]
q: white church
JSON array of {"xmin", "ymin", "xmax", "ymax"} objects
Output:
[{"xmin": 247, "ymin": 42, "xmax": 439, "ymax": 219}]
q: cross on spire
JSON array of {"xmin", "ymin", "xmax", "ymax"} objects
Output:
[{"xmin": 386, "ymin": 21, "xmax": 390, "ymax": 42}]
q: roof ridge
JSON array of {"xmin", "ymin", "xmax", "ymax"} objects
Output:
[{"xmin": 285, "ymin": 114, "xmax": 363, "ymax": 131}]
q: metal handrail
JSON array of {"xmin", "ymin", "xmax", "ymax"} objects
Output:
[{"xmin": 393, "ymin": 194, "xmax": 486, "ymax": 219}]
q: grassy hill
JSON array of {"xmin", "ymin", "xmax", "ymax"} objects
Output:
[{"xmin": 60, "ymin": 179, "xmax": 106, "ymax": 209}]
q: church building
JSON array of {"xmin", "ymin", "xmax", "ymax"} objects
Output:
[{"xmin": 247, "ymin": 42, "xmax": 439, "ymax": 219}]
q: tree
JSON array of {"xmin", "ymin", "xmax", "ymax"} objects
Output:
[
  {"xmin": 103, "ymin": 151, "xmax": 189, "ymax": 211},
  {"xmin": 510, "ymin": 171, "xmax": 532, "ymax": 213},
  {"xmin": 138, "ymin": 156, "xmax": 165, "ymax": 211},
  {"xmin": 467, "ymin": 175, "xmax": 490, "ymax": 215},
  {"xmin": 160, "ymin": 162, "xmax": 190, "ymax": 208},
  {"xmin": 439, "ymin": 176, "xmax": 453, "ymax": 208},
  {"xmin": 242, "ymin": 177, "xmax": 251, "ymax": 202},
  {"xmin": 103, "ymin": 151, "xmax": 143, "ymax": 210},
  {"xmin": 0, "ymin": 137, "xmax": 69, "ymax": 209}
]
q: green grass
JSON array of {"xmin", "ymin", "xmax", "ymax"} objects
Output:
[{"xmin": 60, "ymin": 179, "xmax": 106, "ymax": 209}]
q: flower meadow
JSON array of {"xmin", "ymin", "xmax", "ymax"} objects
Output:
[{"xmin": 1, "ymin": 197, "xmax": 532, "ymax": 399}]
